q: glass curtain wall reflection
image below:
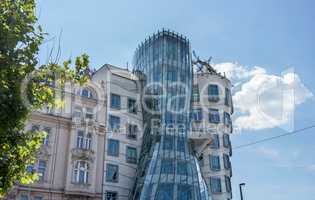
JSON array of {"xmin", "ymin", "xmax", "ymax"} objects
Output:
[{"xmin": 131, "ymin": 30, "xmax": 209, "ymax": 200}]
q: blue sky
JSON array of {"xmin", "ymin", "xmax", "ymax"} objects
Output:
[{"xmin": 37, "ymin": 0, "xmax": 315, "ymax": 199}]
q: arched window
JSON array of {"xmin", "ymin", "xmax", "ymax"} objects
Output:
[
  {"xmin": 81, "ymin": 88, "xmax": 93, "ymax": 99},
  {"xmin": 73, "ymin": 161, "xmax": 89, "ymax": 184}
]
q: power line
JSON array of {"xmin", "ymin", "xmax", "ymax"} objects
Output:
[{"xmin": 233, "ymin": 124, "xmax": 315, "ymax": 150}]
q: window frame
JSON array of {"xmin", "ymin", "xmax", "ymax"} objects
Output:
[
  {"xmin": 209, "ymin": 155, "xmax": 221, "ymax": 171},
  {"xmin": 106, "ymin": 164, "xmax": 119, "ymax": 183},
  {"xmin": 210, "ymin": 177, "xmax": 222, "ymax": 193},
  {"xmin": 73, "ymin": 160, "xmax": 89, "ymax": 184},
  {"xmin": 126, "ymin": 146, "xmax": 137, "ymax": 164},
  {"xmin": 128, "ymin": 98, "xmax": 137, "ymax": 114},
  {"xmin": 107, "ymin": 139, "xmax": 119, "ymax": 157},
  {"xmin": 110, "ymin": 93, "xmax": 121, "ymax": 109},
  {"xmin": 209, "ymin": 108, "xmax": 220, "ymax": 124}
]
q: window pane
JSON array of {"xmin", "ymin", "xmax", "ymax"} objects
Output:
[
  {"xmin": 223, "ymin": 154, "xmax": 231, "ymax": 169},
  {"xmin": 192, "ymin": 85, "xmax": 200, "ymax": 102},
  {"xmin": 20, "ymin": 195, "xmax": 28, "ymax": 200},
  {"xmin": 225, "ymin": 88, "xmax": 231, "ymax": 106},
  {"xmin": 210, "ymin": 134, "xmax": 220, "ymax": 149},
  {"xmin": 126, "ymin": 146, "xmax": 137, "ymax": 164},
  {"xmin": 177, "ymin": 161, "xmax": 188, "ymax": 175},
  {"xmin": 163, "ymin": 135, "xmax": 174, "ymax": 150},
  {"xmin": 209, "ymin": 109, "xmax": 220, "ymax": 123},
  {"xmin": 108, "ymin": 139, "xmax": 119, "ymax": 156},
  {"xmin": 192, "ymin": 108, "xmax": 202, "ymax": 121},
  {"xmin": 111, "ymin": 93, "xmax": 121, "ymax": 109},
  {"xmin": 209, "ymin": 155, "xmax": 220, "ymax": 171},
  {"xmin": 128, "ymin": 99, "xmax": 137, "ymax": 114},
  {"xmin": 177, "ymin": 137, "xmax": 185, "ymax": 152},
  {"xmin": 223, "ymin": 134, "xmax": 230, "ymax": 148},
  {"xmin": 210, "ymin": 177, "xmax": 222, "ymax": 193},
  {"xmin": 106, "ymin": 164, "xmax": 119, "ymax": 182},
  {"xmin": 105, "ymin": 191, "xmax": 117, "ymax": 200},
  {"xmin": 161, "ymin": 159, "xmax": 174, "ymax": 174},
  {"xmin": 109, "ymin": 115, "xmax": 120, "ymax": 131},
  {"xmin": 225, "ymin": 176, "xmax": 232, "ymax": 192},
  {"xmin": 38, "ymin": 160, "xmax": 46, "ymax": 182},
  {"xmin": 127, "ymin": 124, "xmax": 137, "ymax": 139}
]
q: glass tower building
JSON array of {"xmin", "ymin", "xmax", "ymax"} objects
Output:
[{"xmin": 131, "ymin": 30, "xmax": 210, "ymax": 200}]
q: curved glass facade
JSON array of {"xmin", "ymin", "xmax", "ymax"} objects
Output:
[{"xmin": 131, "ymin": 30, "xmax": 209, "ymax": 200}]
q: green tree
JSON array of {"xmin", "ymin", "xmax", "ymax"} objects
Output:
[{"xmin": 0, "ymin": 0, "xmax": 90, "ymax": 196}]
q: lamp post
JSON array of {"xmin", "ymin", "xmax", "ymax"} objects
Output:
[{"xmin": 239, "ymin": 183, "xmax": 246, "ymax": 200}]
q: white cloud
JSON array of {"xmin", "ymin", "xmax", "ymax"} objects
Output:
[{"xmin": 213, "ymin": 62, "xmax": 314, "ymax": 130}]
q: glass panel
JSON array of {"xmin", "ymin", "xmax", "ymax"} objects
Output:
[
  {"xmin": 209, "ymin": 109, "xmax": 220, "ymax": 123},
  {"xmin": 109, "ymin": 115, "xmax": 120, "ymax": 131},
  {"xmin": 177, "ymin": 184, "xmax": 192, "ymax": 200},
  {"xmin": 161, "ymin": 159, "xmax": 174, "ymax": 174},
  {"xmin": 107, "ymin": 139, "xmax": 119, "ymax": 156},
  {"xmin": 157, "ymin": 183, "xmax": 173, "ymax": 200},
  {"xmin": 210, "ymin": 177, "xmax": 222, "ymax": 193},
  {"xmin": 110, "ymin": 93, "xmax": 121, "ymax": 109},
  {"xmin": 106, "ymin": 164, "xmax": 119, "ymax": 182}
]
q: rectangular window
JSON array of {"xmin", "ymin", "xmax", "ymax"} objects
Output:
[
  {"xmin": 210, "ymin": 177, "xmax": 222, "ymax": 193},
  {"xmin": 73, "ymin": 106, "xmax": 82, "ymax": 118},
  {"xmin": 161, "ymin": 159, "xmax": 174, "ymax": 174},
  {"xmin": 126, "ymin": 146, "xmax": 137, "ymax": 164},
  {"xmin": 224, "ymin": 112, "xmax": 232, "ymax": 127},
  {"xmin": 33, "ymin": 197, "xmax": 43, "ymax": 200},
  {"xmin": 106, "ymin": 164, "xmax": 119, "ymax": 182},
  {"xmin": 210, "ymin": 134, "xmax": 220, "ymax": 149},
  {"xmin": 177, "ymin": 184, "xmax": 192, "ymax": 200},
  {"xmin": 107, "ymin": 139, "xmax": 119, "ymax": 156},
  {"xmin": 105, "ymin": 191, "xmax": 118, "ymax": 200},
  {"xmin": 110, "ymin": 93, "xmax": 121, "ymax": 109},
  {"xmin": 109, "ymin": 115, "xmax": 120, "ymax": 131},
  {"xmin": 167, "ymin": 70, "xmax": 177, "ymax": 82},
  {"xmin": 76, "ymin": 130, "xmax": 84, "ymax": 149},
  {"xmin": 38, "ymin": 160, "xmax": 46, "ymax": 182},
  {"xmin": 85, "ymin": 107, "xmax": 94, "ymax": 119},
  {"xmin": 127, "ymin": 124, "xmax": 137, "ymax": 140},
  {"xmin": 223, "ymin": 134, "xmax": 230, "ymax": 148},
  {"xmin": 192, "ymin": 108, "xmax": 202, "ymax": 121},
  {"xmin": 225, "ymin": 176, "xmax": 232, "ymax": 193},
  {"xmin": 209, "ymin": 155, "xmax": 221, "ymax": 171},
  {"xmin": 223, "ymin": 154, "xmax": 231, "ymax": 169},
  {"xmin": 192, "ymin": 85, "xmax": 200, "ymax": 102},
  {"xmin": 128, "ymin": 98, "xmax": 137, "ymax": 114},
  {"xmin": 225, "ymin": 88, "xmax": 231, "ymax": 106},
  {"xmin": 20, "ymin": 195, "xmax": 28, "ymax": 200},
  {"xmin": 42, "ymin": 127, "xmax": 51, "ymax": 146},
  {"xmin": 209, "ymin": 108, "xmax": 220, "ymax": 124},
  {"xmin": 208, "ymin": 84, "xmax": 219, "ymax": 102}
]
